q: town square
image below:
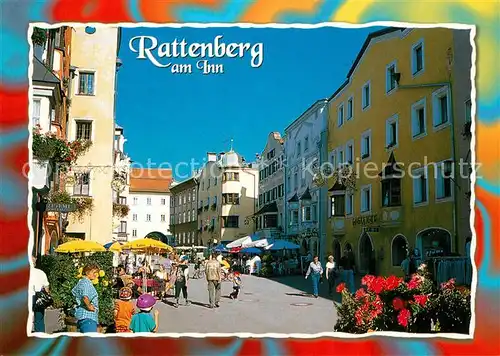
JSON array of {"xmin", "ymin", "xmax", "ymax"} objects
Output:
[{"xmin": 30, "ymin": 24, "xmax": 473, "ymax": 335}]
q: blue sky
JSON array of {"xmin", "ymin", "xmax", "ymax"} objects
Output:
[{"xmin": 116, "ymin": 26, "xmax": 382, "ymax": 181}]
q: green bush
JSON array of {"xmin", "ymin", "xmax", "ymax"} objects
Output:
[{"xmin": 40, "ymin": 252, "xmax": 114, "ymax": 326}]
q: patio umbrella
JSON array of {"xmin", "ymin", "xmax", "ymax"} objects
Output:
[
  {"xmin": 243, "ymin": 238, "xmax": 270, "ymax": 248},
  {"xmin": 213, "ymin": 243, "xmax": 228, "ymax": 253},
  {"xmin": 240, "ymin": 247, "xmax": 263, "ymax": 255},
  {"xmin": 108, "ymin": 242, "xmax": 122, "ymax": 253},
  {"xmin": 265, "ymin": 240, "xmax": 300, "ymax": 251},
  {"xmin": 55, "ymin": 240, "xmax": 106, "ymax": 253}
]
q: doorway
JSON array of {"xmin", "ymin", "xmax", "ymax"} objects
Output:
[
  {"xmin": 359, "ymin": 233, "xmax": 374, "ymax": 274},
  {"xmin": 333, "ymin": 239, "xmax": 341, "ymax": 263}
]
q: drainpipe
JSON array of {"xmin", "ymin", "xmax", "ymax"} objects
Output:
[{"xmin": 397, "ymin": 81, "xmax": 459, "ymax": 253}]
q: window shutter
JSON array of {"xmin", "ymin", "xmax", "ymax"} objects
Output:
[
  {"xmin": 411, "ymin": 109, "xmax": 418, "ymax": 136},
  {"xmin": 436, "ymin": 168, "xmax": 444, "ymax": 199}
]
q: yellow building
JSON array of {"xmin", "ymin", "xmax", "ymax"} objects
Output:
[
  {"xmin": 65, "ymin": 26, "xmax": 121, "ymax": 243},
  {"xmin": 325, "ymin": 27, "xmax": 472, "ymax": 277}
]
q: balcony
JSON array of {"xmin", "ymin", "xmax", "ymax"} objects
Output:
[
  {"xmin": 330, "ymin": 216, "xmax": 346, "ymax": 234},
  {"xmin": 116, "ymin": 232, "xmax": 128, "ymax": 241},
  {"xmin": 381, "ymin": 205, "xmax": 404, "ymax": 227}
]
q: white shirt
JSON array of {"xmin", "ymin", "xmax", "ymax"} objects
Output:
[
  {"xmin": 31, "ymin": 268, "xmax": 49, "ymax": 292},
  {"xmin": 326, "ymin": 261, "xmax": 336, "ymax": 270}
]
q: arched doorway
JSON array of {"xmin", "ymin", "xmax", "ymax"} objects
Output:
[
  {"xmin": 332, "ymin": 239, "xmax": 341, "ymax": 263},
  {"xmin": 416, "ymin": 228, "xmax": 452, "ymax": 258},
  {"xmin": 359, "ymin": 233, "xmax": 374, "ymax": 274},
  {"xmin": 391, "ymin": 234, "xmax": 408, "ymax": 267}
]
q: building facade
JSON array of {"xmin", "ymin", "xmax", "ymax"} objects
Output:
[
  {"xmin": 128, "ymin": 168, "xmax": 172, "ymax": 240},
  {"xmin": 65, "ymin": 26, "xmax": 121, "ymax": 244},
  {"xmin": 255, "ymin": 132, "xmax": 285, "ymax": 239},
  {"xmin": 284, "ymin": 100, "xmax": 329, "ymax": 258},
  {"xmin": 325, "ymin": 27, "xmax": 473, "ymax": 276},
  {"xmin": 198, "ymin": 150, "xmax": 258, "ymax": 247},
  {"xmin": 169, "ymin": 176, "xmax": 199, "ymax": 246}
]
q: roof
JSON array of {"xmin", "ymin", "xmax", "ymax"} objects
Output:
[
  {"xmin": 129, "ymin": 168, "xmax": 172, "ymax": 193},
  {"xmin": 254, "ymin": 201, "xmax": 278, "ymax": 215},
  {"xmin": 300, "ymin": 187, "xmax": 312, "ymax": 200},
  {"xmin": 170, "ymin": 176, "xmax": 197, "ymax": 193},
  {"xmin": 284, "ymin": 99, "xmax": 328, "ymax": 134},
  {"xmin": 288, "ymin": 193, "xmax": 299, "ymax": 202},
  {"xmin": 379, "ymin": 151, "xmax": 403, "ymax": 178},
  {"xmin": 329, "ymin": 182, "xmax": 346, "ymax": 192},
  {"xmin": 33, "ymin": 56, "xmax": 60, "ymax": 84},
  {"xmin": 328, "ymin": 27, "xmax": 402, "ymax": 101}
]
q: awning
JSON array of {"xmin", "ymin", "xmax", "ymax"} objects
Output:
[{"xmin": 254, "ymin": 201, "xmax": 278, "ymax": 215}]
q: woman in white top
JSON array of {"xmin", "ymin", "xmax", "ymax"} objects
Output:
[
  {"xmin": 30, "ymin": 256, "xmax": 50, "ymax": 332},
  {"xmin": 305, "ymin": 256, "xmax": 324, "ymax": 298},
  {"xmin": 325, "ymin": 255, "xmax": 337, "ymax": 296}
]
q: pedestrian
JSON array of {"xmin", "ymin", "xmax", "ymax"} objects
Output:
[
  {"xmin": 339, "ymin": 249, "xmax": 356, "ymax": 293},
  {"xmin": 305, "ymin": 256, "xmax": 323, "ymax": 298},
  {"xmin": 30, "ymin": 256, "xmax": 51, "ymax": 333},
  {"xmin": 229, "ymin": 271, "xmax": 242, "ymax": 299},
  {"xmin": 72, "ymin": 263, "xmax": 100, "ymax": 333},
  {"xmin": 130, "ymin": 294, "xmax": 159, "ymax": 333},
  {"xmin": 205, "ymin": 254, "xmax": 222, "ymax": 308},
  {"xmin": 173, "ymin": 257, "xmax": 190, "ymax": 308},
  {"xmin": 114, "ymin": 287, "xmax": 135, "ymax": 333},
  {"xmin": 325, "ymin": 255, "xmax": 337, "ymax": 296}
]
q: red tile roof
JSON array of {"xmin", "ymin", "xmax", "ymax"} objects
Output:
[{"xmin": 129, "ymin": 168, "xmax": 172, "ymax": 193}]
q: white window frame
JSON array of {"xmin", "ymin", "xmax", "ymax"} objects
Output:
[
  {"xmin": 360, "ymin": 184, "xmax": 372, "ymax": 214},
  {"xmin": 337, "ymin": 102, "xmax": 345, "ymax": 127},
  {"xmin": 73, "ymin": 170, "xmax": 93, "ymax": 197},
  {"xmin": 304, "ymin": 136, "xmax": 309, "ymax": 152},
  {"xmin": 347, "ymin": 96, "xmax": 354, "ymax": 121},
  {"xmin": 362, "ymin": 81, "xmax": 371, "ymax": 111},
  {"xmin": 72, "ymin": 117, "xmax": 95, "ymax": 141},
  {"xmin": 412, "ymin": 166, "xmax": 429, "ymax": 207},
  {"xmin": 32, "ymin": 98, "xmax": 42, "ymax": 127},
  {"xmin": 411, "ymin": 39, "xmax": 425, "ymax": 77},
  {"xmin": 133, "ymin": 197, "xmax": 138, "ymax": 205},
  {"xmin": 132, "ymin": 229, "xmax": 137, "ymax": 237},
  {"xmin": 329, "ymin": 149, "xmax": 337, "ymax": 168},
  {"xmin": 435, "ymin": 159, "xmax": 454, "ymax": 202},
  {"xmin": 161, "ymin": 198, "xmax": 166, "ymax": 205},
  {"xmin": 75, "ymin": 69, "xmax": 97, "ymax": 96},
  {"xmin": 346, "ymin": 193, "xmax": 354, "ymax": 216},
  {"xmin": 147, "ymin": 197, "xmax": 152, "ymax": 205},
  {"xmin": 302, "ymin": 205, "xmax": 312, "ymax": 222},
  {"xmin": 337, "ymin": 147, "xmax": 345, "ymax": 166},
  {"xmin": 385, "ymin": 60, "xmax": 398, "ymax": 94},
  {"xmin": 296, "ymin": 141, "xmax": 301, "ymax": 157},
  {"xmin": 385, "ymin": 115, "xmax": 399, "ymax": 150},
  {"xmin": 345, "ymin": 139, "xmax": 354, "ymax": 165},
  {"xmin": 411, "ymin": 98, "xmax": 427, "ymax": 140},
  {"xmin": 146, "ymin": 214, "xmax": 152, "ymax": 222},
  {"xmin": 132, "ymin": 213, "xmax": 137, "ymax": 221},
  {"xmin": 360, "ymin": 129, "xmax": 372, "ymax": 161},
  {"xmin": 432, "ymin": 86, "xmax": 451, "ymax": 130}
]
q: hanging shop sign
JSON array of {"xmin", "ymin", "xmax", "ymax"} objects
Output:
[
  {"xmin": 352, "ymin": 214, "xmax": 378, "ymax": 227},
  {"xmin": 363, "ymin": 226, "xmax": 380, "ymax": 233},
  {"xmin": 46, "ymin": 203, "xmax": 77, "ymax": 213}
]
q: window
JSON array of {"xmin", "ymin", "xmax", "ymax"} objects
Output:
[
  {"xmin": 330, "ymin": 150, "xmax": 337, "ymax": 168},
  {"xmin": 330, "ymin": 195, "xmax": 345, "ymax": 217},
  {"xmin": 297, "ymin": 142, "xmax": 301, "ymax": 157},
  {"xmin": 76, "ymin": 121, "xmax": 92, "ymax": 140},
  {"xmin": 279, "ymin": 184, "xmax": 284, "ymax": 197},
  {"xmin": 147, "ymin": 197, "xmax": 151, "ymax": 205},
  {"xmin": 382, "ymin": 178, "xmax": 401, "ymax": 207},
  {"xmin": 78, "ymin": 71, "xmax": 95, "ymax": 95},
  {"xmin": 290, "ymin": 209, "xmax": 299, "ymax": 224},
  {"xmin": 132, "ymin": 229, "xmax": 137, "ymax": 237},
  {"xmin": 361, "ymin": 185, "xmax": 372, "ymax": 213},
  {"xmin": 263, "ymin": 214, "xmax": 277, "ymax": 228},
  {"xmin": 118, "ymin": 196, "xmax": 127, "ymax": 204},
  {"xmin": 411, "ymin": 98, "xmax": 427, "ymax": 138},
  {"xmin": 301, "ymin": 176, "xmax": 305, "ymax": 187},
  {"xmin": 386, "ymin": 61, "xmax": 397, "ymax": 93},
  {"xmin": 338, "ymin": 148, "xmax": 345, "ymax": 166},
  {"xmin": 222, "ymin": 193, "xmax": 240, "ymax": 205},
  {"xmin": 347, "ymin": 96, "xmax": 353, "ymax": 121},
  {"xmin": 32, "ymin": 99, "xmax": 41, "ymax": 126},
  {"xmin": 386, "ymin": 115, "xmax": 399, "ymax": 148},
  {"xmin": 311, "ymin": 203, "xmax": 317, "ymax": 221},
  {"xmin": 223, "ymin": 172, "xmax": 239, "ymax": 181},
  {"xmin": 346, "ymin": 141, "xmax": 354, "ymax": 164},
  {"xmin": 412, "ymin": 40, "xmax": 424, "ymax": 75},
  {"xmin": 465, "ymin": 99, "xmax": 472, "ymax": 123},
  {"xmin": 304, "ymin": 136, "xmax": 309, "ymax": 151},
  {"xmin": 161, "ymin": 214, "xmax": 166, "ymax": 222},
  {"xmin": 192, "ymin": 209, "xmax": 195, "ymax": 220},
  {"xmin": 362, "ymin": 81, "xmax": 371, "ymax": 110},
  {"xmin": 192, "ymin": 189, "xmax": 196, "ymax": 200},
  {"xmin": 222, "ymin": 216, "xmax": 239, "ymax": 228},
  {"xmin": 436, "ymin": 161, "xmax": 453, "ymax": 200},
  {"xmin": 433, "ymin": 87, "xmax": 450, "ymax": 128},
  {"xmin": 119, "ymin": 221, "xmax": 127, "ymax": 233},
  {"xmin": 133, "ymin": 197, "xmax": 138, "ymax": 205},
  {"xmin": 73, "ymin": 172, "xmax": 90, "ymax": 196},
  {"xmin": 361, "ymin": 130, "xmax": 371, "ymax": 160},
  {"xmin": 413, "ymin": 168, "xmax": 428, "ymax": 205},
  {"xmin": 132, "ymin": 214, "xmax": 137, "ymax": 221},
  {"xmin": 302, "ymin": 206, "xmax": 311, "ymax": 221},
  {"xmin": 346, "ymin": 193, "xmax": 353, "ymax": 215},
  {"xmin": 337, "ymin": 103, "xmax": 344, "ymax": 127},
  {"xmin": 392, "ymin": 235, "xmax": 408, "ymax": 266},
  {"xmin": 146, "ymin": 214, "xmax": 151, "ymax": 222},
  {"xmin": 183, "ymin": 212, "xmax": 186, "ymax": 223}
]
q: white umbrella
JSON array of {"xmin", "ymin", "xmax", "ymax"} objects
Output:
[
  {"xmin": 226, "ymin": 235, "xmax": 252, "ymax": 249},
  {"xmin": 265, "ymin": 240, "xmax": 300, "ymax": 251},
  {"xmin": 243, "ymin": 238, "xmax": 270, "ymax": 248}
]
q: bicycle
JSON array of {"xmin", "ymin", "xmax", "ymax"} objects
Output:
[{"xmin": 193, "ymin": 268, "xmax": 205, "ymax": 279}]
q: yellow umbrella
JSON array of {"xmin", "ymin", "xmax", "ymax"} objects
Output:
[
  {"xmin": 122, "ymin": 238, "xmax": 172, "ymax": 252},
  {"xmin": 108, "ymin": 242, "xmax": 122, "ymax": 253},
  {"xmin": 55, "ymin": 240, "xmax": 106, "ymax": 253}
]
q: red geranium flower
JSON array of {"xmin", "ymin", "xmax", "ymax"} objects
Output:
[
  {"xmin": 355, "ymin": 288, "xmax": 367, "ymax": 300},
  {"xmin": 397, "ymin": 308, "xmax": 411, "ymax": 328},
  {"xmin": 361, "ymin": 274, "xmax": 376, "ymax": 288},
  {"xmin": 440, "ymin": 278, "xmax": 456, "ymax": 290},
  {"xmin": 385, "ymin": 275, "xmax": 403, "ymax": 291},
  {"xmin": 413, "ymin": 295, "xmax": 428, "ymax": 307},
  {"xmin": 407, "ymin": 275, "xmax": 422, "ymax": 290},
  {"xmin": 336, "ymin": 282, "xmax": 346, "ymax": 293},
  {"xmin": 368, "ymin": 276, "xmax": 386, "ymax": 294},
  {"xmin": 392, "ymin": 297, "xmax": 405, "ymax": 310}
]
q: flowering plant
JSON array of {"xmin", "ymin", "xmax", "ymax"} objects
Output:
[{"xmin": 334, "ymin": 267, "xmax": 471, "ymax": 334}]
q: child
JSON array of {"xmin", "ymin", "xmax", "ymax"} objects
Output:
[
  {"xmin": 229, "ymin": 272, "xmax": 242, "ymax": 299},
  {"xmin": 114, "ymin": 287, "xmax": 135, "ymax": 333},
  {"xmin": 129, "ymin": 294, "xmax": 159, "ymax": 333}
]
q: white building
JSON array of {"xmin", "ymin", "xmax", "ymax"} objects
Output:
[
  {"xmin": 128, "ymin": 168, "xmax": 172, "ymax": 240},
  {"xmin": 284, "ymin": 99, "xmax": 329, "ymax": 259},
  {"xmin": 255, "ymin": 132, "xmax": 285, "ymax": 239}
]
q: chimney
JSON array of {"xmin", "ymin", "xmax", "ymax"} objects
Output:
[{"xmin": 207, "ymin": 152, "xmax": 217, "ymax": 162}]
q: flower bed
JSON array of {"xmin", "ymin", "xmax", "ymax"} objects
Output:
[{"xmin": 334, "ymin": 268, "xmax": 471, "ymax": 334}]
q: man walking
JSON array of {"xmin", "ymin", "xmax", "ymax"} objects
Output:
[{"xmin": 205, "ymin": 254, "xmax": 222, "ymax": 309}]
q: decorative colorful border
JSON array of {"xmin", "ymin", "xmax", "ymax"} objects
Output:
[{"xmin": 1, "ymin": 1, "xmax": 499, "ymax": 355}]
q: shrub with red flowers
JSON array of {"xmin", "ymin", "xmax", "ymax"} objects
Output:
[{"xmin": 334, "ymin": 267, "xmax": 471, "ymax": 334}]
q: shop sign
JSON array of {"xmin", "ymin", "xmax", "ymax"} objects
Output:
[
  {"xmin": 352, "ymin": 214, "xmax": 378, "ymax": 227},
  {"xmin": 46, "ymin": 203, "xmax": 76, "ymax": 212},
  {"xmin": 363, "ymin": 226, "xmax": 380, "ymax": 233}
]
